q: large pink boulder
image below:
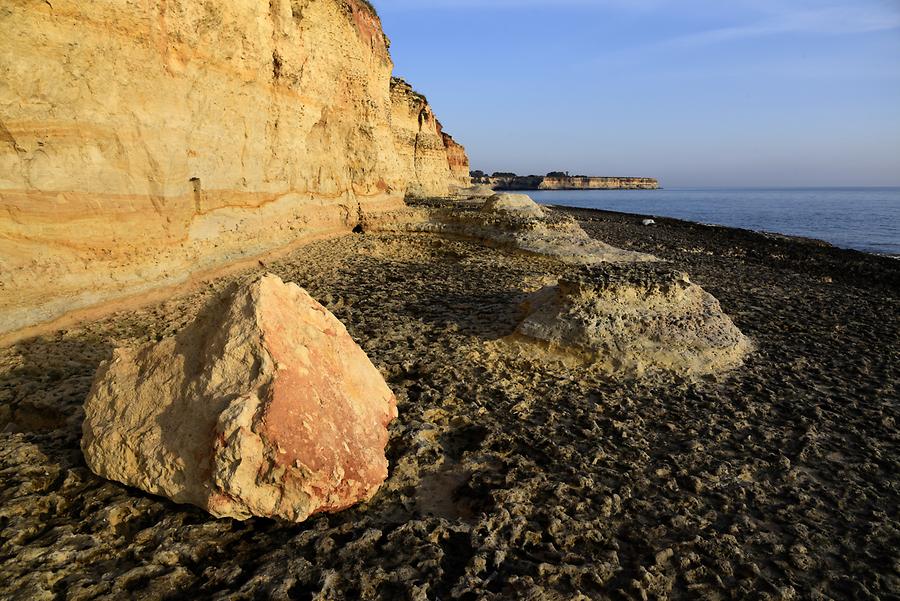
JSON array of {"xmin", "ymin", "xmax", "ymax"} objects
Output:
[{"xmin": 82, "ymin": 274, "xmax": 397, "ymax": 522}]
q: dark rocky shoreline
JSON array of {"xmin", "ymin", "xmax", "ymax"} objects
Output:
[
  {"xmin": 1, "ymin": 206, "xmax": 897, "ymax": 600},
  {"xmin": 562, "ymin": 206, "xmax": 900, "ymax": 289}
]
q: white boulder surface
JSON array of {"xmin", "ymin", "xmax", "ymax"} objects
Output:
[
  {"xmin": 375, "ymin": 197, "xmax": 656, "ymax": 265},
  {"xmin": 481, "ymin": 193, "xmax": 546, "ymax": 219},
  {"xmin": 515, "ymin": 268, "xmax": 752, "ymax": 377}
]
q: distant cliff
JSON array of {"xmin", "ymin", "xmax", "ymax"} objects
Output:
[
  {"xmin": 442, "ymin": 133, "xmax": 471, "ymax": 189},
  {"xmin": 472, "ymin": 173, "xmax": 659, "ymax": 190}
]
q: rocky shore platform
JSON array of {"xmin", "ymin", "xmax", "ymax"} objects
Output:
[{"xmin": 1, "ymin": 205, "xmax": 898, "ymax": 600}]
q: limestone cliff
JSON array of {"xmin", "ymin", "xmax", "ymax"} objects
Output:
[
  {"xmin": 390, "ymin": 78, "xmax": 470, "ymax": 198},
  {"xmin": 540, "ymin": 176, "xmax": 658, "ymax": 190},
  {"xmin": 0, "ymin": 0, "xmax": 469, "ymax": 337},
  {"xmin": 473, "ymin": 174, "xmax": 659, "ymax": 190},
  {"xmin": 442, "ymin": 133, "xmax": 471, "ymax": 189}
]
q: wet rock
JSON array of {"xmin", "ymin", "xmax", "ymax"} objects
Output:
[
  {"xmin": 514, "ymin": 266, "xmax": 752, "ymax": 376},
  {"xmin": 82, "ymin": 274, "xmax": 397, "ymax": 522}
]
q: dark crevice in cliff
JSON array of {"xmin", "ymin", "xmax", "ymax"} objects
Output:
[
  {"xmin": 412, "ymin": 108, "xmax": 429, "ymax": 180},
  {"xmin": 290, "ymin": 0, "xmax": 308, "ymax": 22},
  {"xmin": 190, "ymin": 178, "xmax": 202, "ymax": 213},
  {"xmin": 266, "ymin": 0, "xmax": 285, "ymax": 174},
  {"xmin": 0, "ymin": 120, "xmax": 24, "ymax": 153},
  {"xmin": 272, "ymin": 51, "xmax": 283, "ymax": 80}
]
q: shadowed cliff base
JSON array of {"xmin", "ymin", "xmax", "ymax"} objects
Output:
[{"xmin": 1, "ymin": 206, "xmax": 897, "ymax": 600}]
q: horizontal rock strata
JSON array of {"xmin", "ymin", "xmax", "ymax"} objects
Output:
[
  {"xmin": 0, "ymin": 0, "xmax": 469, "ymax": 338},
  {"xmin": 442, "ymin": 133, "xmax": 471, "ymax": 189},
  {"xmin": 390, "ymin": 78, "xmax": 471, "ymax": 198},
  {"xmin": 82, "ymin": 274, "xmax": 397, "ymax": 521}
]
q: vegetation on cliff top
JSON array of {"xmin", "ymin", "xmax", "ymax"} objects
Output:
[
  {"xmin": 348, "ymin": 0, "xmax": 378, "ymax": 18},
  {"xmin": 391, "ymin": 77, "xmax": 429, "ymax": 105},
  {"xmin": 360, "ymin": 0, "xmax": 378, "ymax": 16},
  {"xmin": 472, "ymin": 171, "xmax": 646, "ymax": 180}
]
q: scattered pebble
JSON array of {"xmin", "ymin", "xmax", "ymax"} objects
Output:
[{"xmin": 1, "ymin": 208, "xmax": 897, "ymax": 599}]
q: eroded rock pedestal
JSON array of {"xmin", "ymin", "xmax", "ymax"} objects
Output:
[
  {"xmin": 376, "ymin": 194, "xmax": 656, "ymax": 265},
  {"xmin": 515, "ymin": 266, "xmax": 752, "ymax": 377},
  {"xmin": 82, "ymin": 274, "xmax": 397, "ymax": 521},
  {"xmin": 481, "ymin": 193, "xmax": 547, "ymax": 219}
]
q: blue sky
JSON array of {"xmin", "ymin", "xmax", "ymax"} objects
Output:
[{"xmin": 376, "ymin": 0, "xmax": 900, "ymax": 187}]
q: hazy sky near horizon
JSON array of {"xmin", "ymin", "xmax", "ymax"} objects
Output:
[{"xmin": 376, "ymin": 0, "xmax": 900, "ymax": 187}]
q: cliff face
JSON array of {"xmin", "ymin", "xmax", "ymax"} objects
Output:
[
  {"xmin": 540, "ymin": 176, "xmax": 658, "ymax": 190},
  {"xmin": 0, "ymin": 0, "xmax": 468, "ymax": 337},
  {"xmin": 473, "ymin": 175, "xmax": 659, "ymax": 190},
  {"xmin": 442, "ymin": 133, "xmax": 471, "ymax": 189},
  {"xmin": 390, "ymin": 78, "xmax": 470, "ymax": 198}
]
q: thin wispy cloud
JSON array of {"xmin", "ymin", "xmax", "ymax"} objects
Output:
[
  {"xmin": 571, "ymin": 0, "xmax": 900, "ymax": 68},
  {"xmin": 378, "ymin": 0, "xmax": 900, "ymax": 42},
  {"xmin": 667, "ymin": 4, "xmax": 900, "ymax": 49},
  {"xmin": 378, "ymin": 0, "xmax": 900, "ymax": 185}
]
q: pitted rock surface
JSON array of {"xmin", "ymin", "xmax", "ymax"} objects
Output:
[
  {"xmin": 515, "ymin": 265, "xmax": 752, "ymax": 376},
  {"xmin": 481, "ymin": 194, "xmax": 546, "ymax": 219},
  {"xmin": 379, "ymin": 197, "xmax": 656, "ymax": 265},
  {"xmin": 1, "ymin": 223, "xmax": 898, "ymax": 599},
  {"xmin": 81, "ymin": 274, "xmax": 397, "ymax": 522}
]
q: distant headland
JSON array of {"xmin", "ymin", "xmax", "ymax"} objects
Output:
[{"xmin": 470, "ymin": 171, "xmax": 659, "ymax": 190}]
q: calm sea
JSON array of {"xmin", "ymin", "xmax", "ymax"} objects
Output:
[{"xmin": 528, "ymin": 187, "xmax": 900, "ymax": 256}]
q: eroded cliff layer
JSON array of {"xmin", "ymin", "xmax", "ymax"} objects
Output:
[
  {"xmin": 390, "ymin": 78, "xmax": 470, "ymax": 198},
  {"xmin": 473, "ymin": 175, "xmax": 659, "ymax": 190},
  {"xmin": 0, "ymin": 0, "xmax": 469, "ymax": 337},
  {"xmin": 442, "ymin": 133, "xmax": 471, "ymax": 189}
]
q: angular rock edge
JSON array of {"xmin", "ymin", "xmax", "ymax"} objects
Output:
[{"xmin": 82, "ymin": 274, "xmax": 397, "ymax": 522}]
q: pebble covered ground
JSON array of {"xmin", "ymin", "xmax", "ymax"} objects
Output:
[{"xmin": 1, "ymin": 207, "xmax": 898, "ymax": 600}]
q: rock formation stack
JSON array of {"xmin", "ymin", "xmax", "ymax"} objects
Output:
[{"xmin": 442, "ymin": 133, "xmax": 472, "ymax": 189}]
